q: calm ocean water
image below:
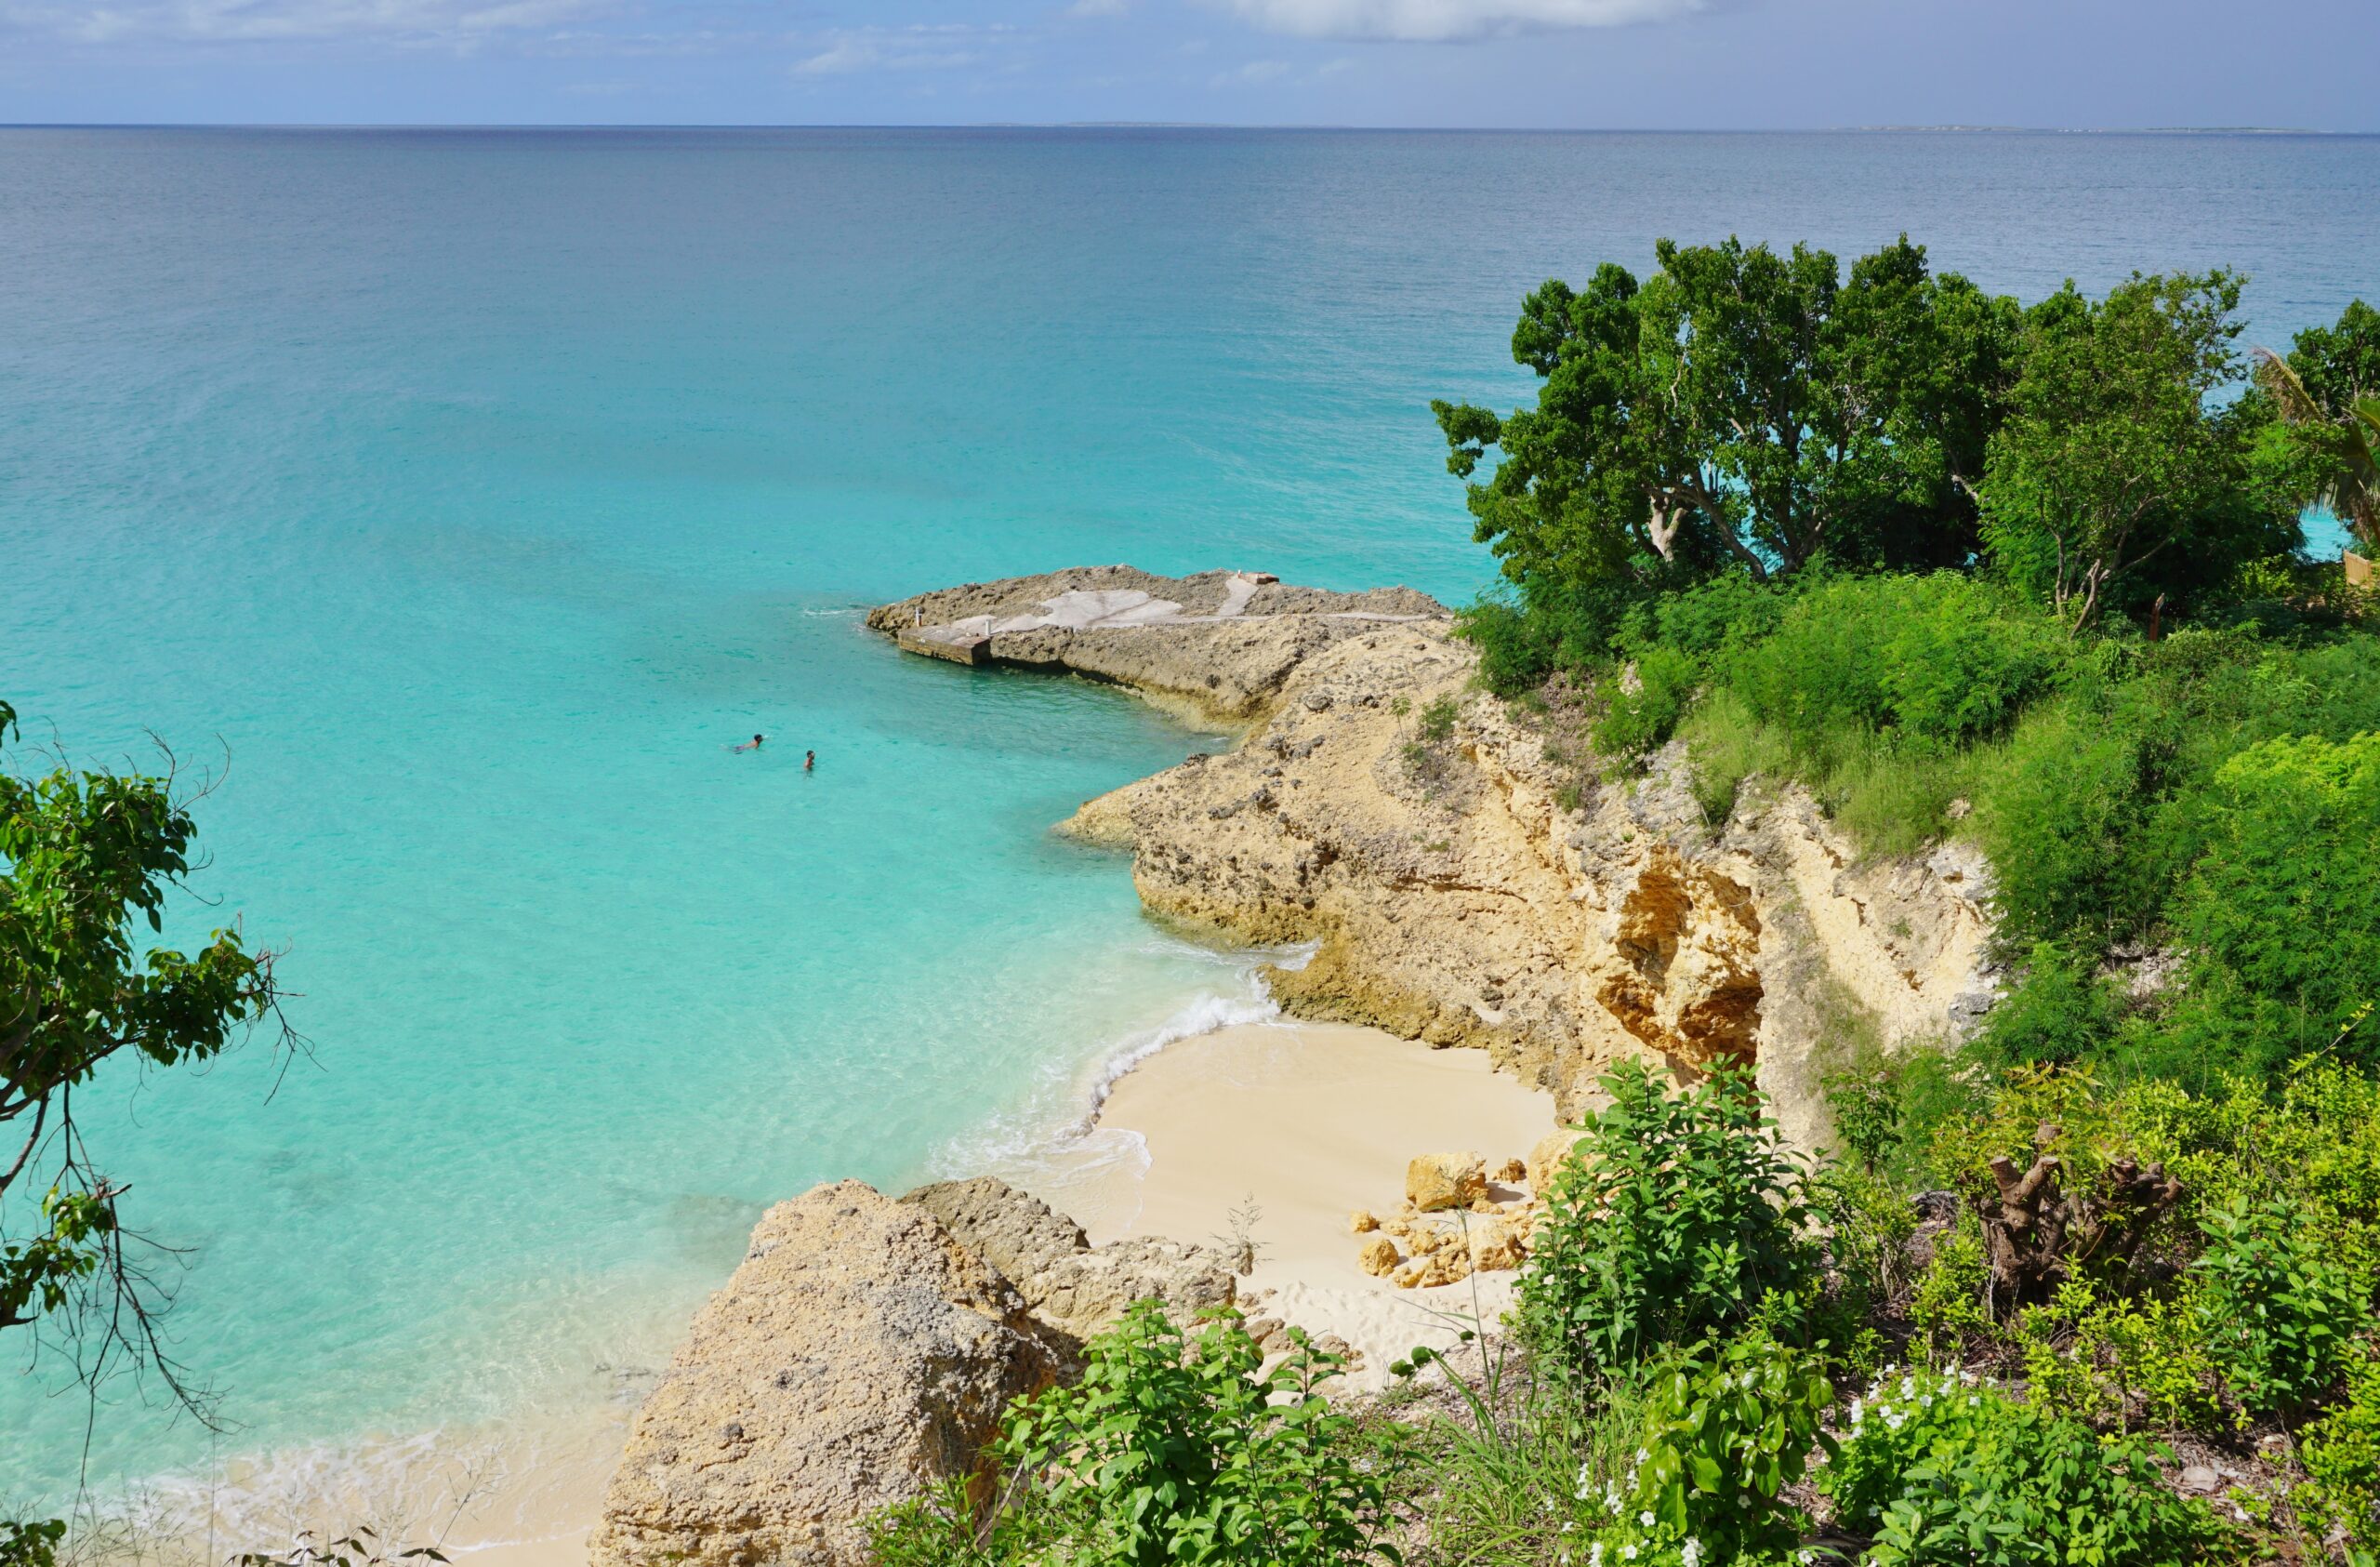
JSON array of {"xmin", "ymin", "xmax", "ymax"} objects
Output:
[{"xmin": 3, "ymin": 127, "xmax": 2375, "ymax": 1503}]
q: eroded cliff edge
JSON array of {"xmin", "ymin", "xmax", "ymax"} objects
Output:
[{"xmin": 873, "ymin": 565, "xmax": 2001, "ymax": 1148}]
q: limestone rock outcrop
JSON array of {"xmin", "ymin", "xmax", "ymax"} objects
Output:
[
  {"xmin": 901, "ymin": 1175, "xmax": 1236, "ymax": 1344},
  {"xmin": 590, "ymin": 1180, "xmax": 1065, "ymax": 1567},
  {"xmin": 873, "ymin": 566, "xmax": 2000, "ymax": 1153},
  {"xmin": 864, "ymin": 564, "xmax": 1447, "ymax": 724}
]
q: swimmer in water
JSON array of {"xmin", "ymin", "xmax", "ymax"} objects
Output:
[
  {"xmin": 804, "ymin": 750, "xmax": 815, "ymax": 771},
  {"xmin": 733, "ymin": 734, "xmax": 763, "ymax": 752}
]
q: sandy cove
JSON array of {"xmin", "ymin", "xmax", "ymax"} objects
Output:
[
  {"xmin": 554, "ymin": 564, "xmax": 2000, "ymax": 1567},
  {"xmin": 413, "ymin": 1033, "xmax": 1555, "ymax": 1567},
  {"xmin": 998, "ymin": 1018, "xmax": 1563, "ymax": 1386}
]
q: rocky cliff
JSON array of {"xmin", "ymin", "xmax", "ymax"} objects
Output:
[{"xmin": 879, "ymin": 564, "xmax": 2000, "ymax": 1149}]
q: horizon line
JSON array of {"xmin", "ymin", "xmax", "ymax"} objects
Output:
[{"xmin": 0, "ymin": 121, "xmax": 2368, "ymax": 136}]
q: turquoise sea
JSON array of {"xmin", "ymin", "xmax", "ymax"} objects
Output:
[{"xmin": 4, "ymin": 127, "xmax": 2377, "ymax": 1506}]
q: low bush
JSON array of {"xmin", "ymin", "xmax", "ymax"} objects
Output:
[
  {"xmin": 2300, "ymin": 1348, "xmax": 2380, "ymax": 1562},
  {"xmin": 1519, "ymin": 1063, "xmax": 1818, "ymax": 1379},
  {"xmin": 1722, "ymin": 574, "xmax": 2067, "ymax": 759},
  {"xmin": 869, "ymin": 1302, "xmax": 1403, "ymax": 1567},
  {"xmin": 2164, "ymin": 732, "xmax": 2380, "ymax": 1077},
  {"xmin": 1586, "ymin": 1333, "xmax": 1835, "ymax": 1567},
  {"xmin": 2193, "ymin": 1197, "xmax": 2372, "ymax": 1418},
  {"xmin": 1824, "ymin": 1369, "xmax": 2230, "ymax": 1565}
]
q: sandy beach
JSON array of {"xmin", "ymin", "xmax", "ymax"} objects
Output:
[
  {"xmin": 392, "ymin": 1018, "xmax": 1557, "ymax": 1567},
  {"xmin": 1005, "ymin": 1018, "xmax": 1564, "ymax": 1387}
]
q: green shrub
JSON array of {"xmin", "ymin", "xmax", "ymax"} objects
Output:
[
  {"xmin": 869, "ymin": 1302, "xmax": 1402, "ymax": 1567},
  {"xmin": 2166, "ymin": 732, "xmax": 2380, "ymax": 1076},
  {"xmin": 1519, "ymin": 1063, "xmax": 1818, "ymax": 1378},
  {"xmin": 2013, "ymin": 1279, "xmax": 2225, "ymax": 1432},
  {"xmin": 1970, "ymin": 697, "xmax": 2172, "ymax": 949},
  {"xmin": 2300, "ymin": 1347, "xmax": 2380, "ymax": 1561},
  {"xmin": 1970, "ymin": 940, "xmax": 2122, "ymax": 1067},
  {"xmin": 1418, "ymin": 694, "xmax": 1461, "ymax": 742},
  {"xmin": 1593, "ymin": 643, "xmax": 1699, "ymax": 761},
  {"xmin": 1586, "ymin": 1332, "xmax": 1834, "ymax": 1567},
  {"xmin": 1824, "ymin": 1369, "xmax": 2233, "ymax": 1565},
  {"xmin": 1908, "ymin": 1230, "xmax": 1991, "ymax": 1366},
  {"xmin": 0, "ymin": 1522, "xmax": 62, "ymax": 1567},
  {"xmin": 1724, "ymin": 574, "xmax": 2066, "ymax": 757},
  {"xmin": 2193, "ymin": 1197, "xmax": 2371, "ymax": 1417}
]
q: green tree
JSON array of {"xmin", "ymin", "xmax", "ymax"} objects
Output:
[
  {"xmin": 2, "ymin": 697, "xmax": 287, "ymax": 1428},
  {"xmin": 1979, "ymin": 270, "xmax": 2290, "ymax": 631},
  {"xmin": 1434, "ymin": 235, "xmax": 2017, "ymax": 658}
]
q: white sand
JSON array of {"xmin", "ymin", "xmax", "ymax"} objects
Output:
[{"xmin": 1008, "ymin": 1019, "xmax": 1563, "ymax": 1387}]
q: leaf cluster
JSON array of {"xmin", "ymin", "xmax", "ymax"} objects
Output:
[{"xmin": 1518, "ymin": 1062, "xmax": 1818, "ymax": 1380}]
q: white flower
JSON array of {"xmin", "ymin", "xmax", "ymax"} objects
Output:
[
  {"xmin": 1681, "ymin": 1540, "xmax": 1703, "ymax": 1567},
  {"xmin": 1621, "ymin": 1548, "xmax": 1639, "ymax": 1563},
  {"xmin": 1588, "ymin": 1545, "xmax": 1604, "ymax": 1567},
  {"xmin": 1639, "ymin": 1510, "xmax": 1656, "ymax": 1528},
  {"xmin": 1636, "ymin": 1448, "xmax": 1650, "ymax": 1463}
]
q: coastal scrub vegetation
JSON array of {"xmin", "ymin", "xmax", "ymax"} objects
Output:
[{"xmin": 853, "ymin": 250, "xmax": 2380, "ymax": 1564}]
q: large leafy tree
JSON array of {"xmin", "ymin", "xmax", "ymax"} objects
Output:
[
  {"xmin": 1, "ymin": 697, "xmax": 287, "ymax": 1519},
  {"xmin": 1979, "ymin": 270, "xmax": 2292, "ymax": 631},
  {"xmin": 1434, "ymin": 234, "xmax": 2018, "ymax": 640}
]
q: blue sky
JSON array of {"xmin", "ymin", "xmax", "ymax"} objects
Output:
[{"xmin": 1, "ymin": 0, "xmax": 2373, "ymax": 129}]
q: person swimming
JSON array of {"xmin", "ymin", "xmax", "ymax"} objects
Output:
[
  {"xmin": 732, "ymin": 734, "xmax": 763, "ymax": 752},
  {"xmin": 804, "ymin": 750, "xmax": 815, "ymax": 771}
]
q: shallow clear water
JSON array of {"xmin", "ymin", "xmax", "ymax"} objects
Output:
[{"xmin": 3, "ymin": 126, "xmax": 2376, "ymax": 1500}]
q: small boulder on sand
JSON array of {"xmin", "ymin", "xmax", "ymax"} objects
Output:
[
  {"xmin": 1527, "ymin": 1129, "xmax": 1584, "ymax": 1193},
  {"xmin": 1407, "ymin": 1150, "xmax": 1488, "ymax": 1212},
  {"xmin": 1350, "ymin": 1209, "xmax": 1379, "ymax": 1234},
  {"xmin": 1469, "ymin": 1218, "xmax": 1526, "ymax": 1272},
  {"xmin": 1495, "ymin": 1157, "xmax": 1527, "ymax": 1184},
  {"xmin": 1357, "ymin": 1235, "xmax": 1401, "ymax": 1276}
]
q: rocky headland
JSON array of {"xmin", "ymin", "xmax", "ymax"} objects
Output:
[
  {"xmin": 590, "ymin": 564, "xmax": 2003, "ymax": 1566},
  {"xmin": 878, "ymin": 563, "xmax": 1997, "ymax": 1147}
]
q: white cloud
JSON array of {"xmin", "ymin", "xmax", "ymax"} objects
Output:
[
  {"xmin": 2, "ymin": 0, "xmax": 608, "ymax": 44},
  {"xmin": 1220, "ymin": 0, "xmax": 1710, "ymax": 42},
  {"xmin": 1066, "ymin": 0, "xmax": 1129, "ymax": 15},
  {"xmin": 791, "ymin": 23, "xmax": 1006, "ymax": 77}
]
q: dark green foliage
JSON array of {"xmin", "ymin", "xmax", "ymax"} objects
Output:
[
  {"xmin": 871, "ymin": 1303, "xmax": 1403, "ymax": 1567},
  {"xmin": 1435, "ymin": 235, "xmax": 2018, "ymax": 674},
  {"xmin": 2193, "ymin": 1198, "xmax": 2372, "ymax": 1417},
  {"xmin": 1519, "ymin": 1063, "xmax": 1817, "ymax": 1378},
  {"xmin": 1979, "ymin": 270, "xmax": 2296, "ymax": 630},
  {"xmin": 1824, "ymin": 1372, "xmax": 2229, "ymax": 1566},
  {"xmin": 0, "ymin": 1521, "xmax": 62, "ymax": 1567}
]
